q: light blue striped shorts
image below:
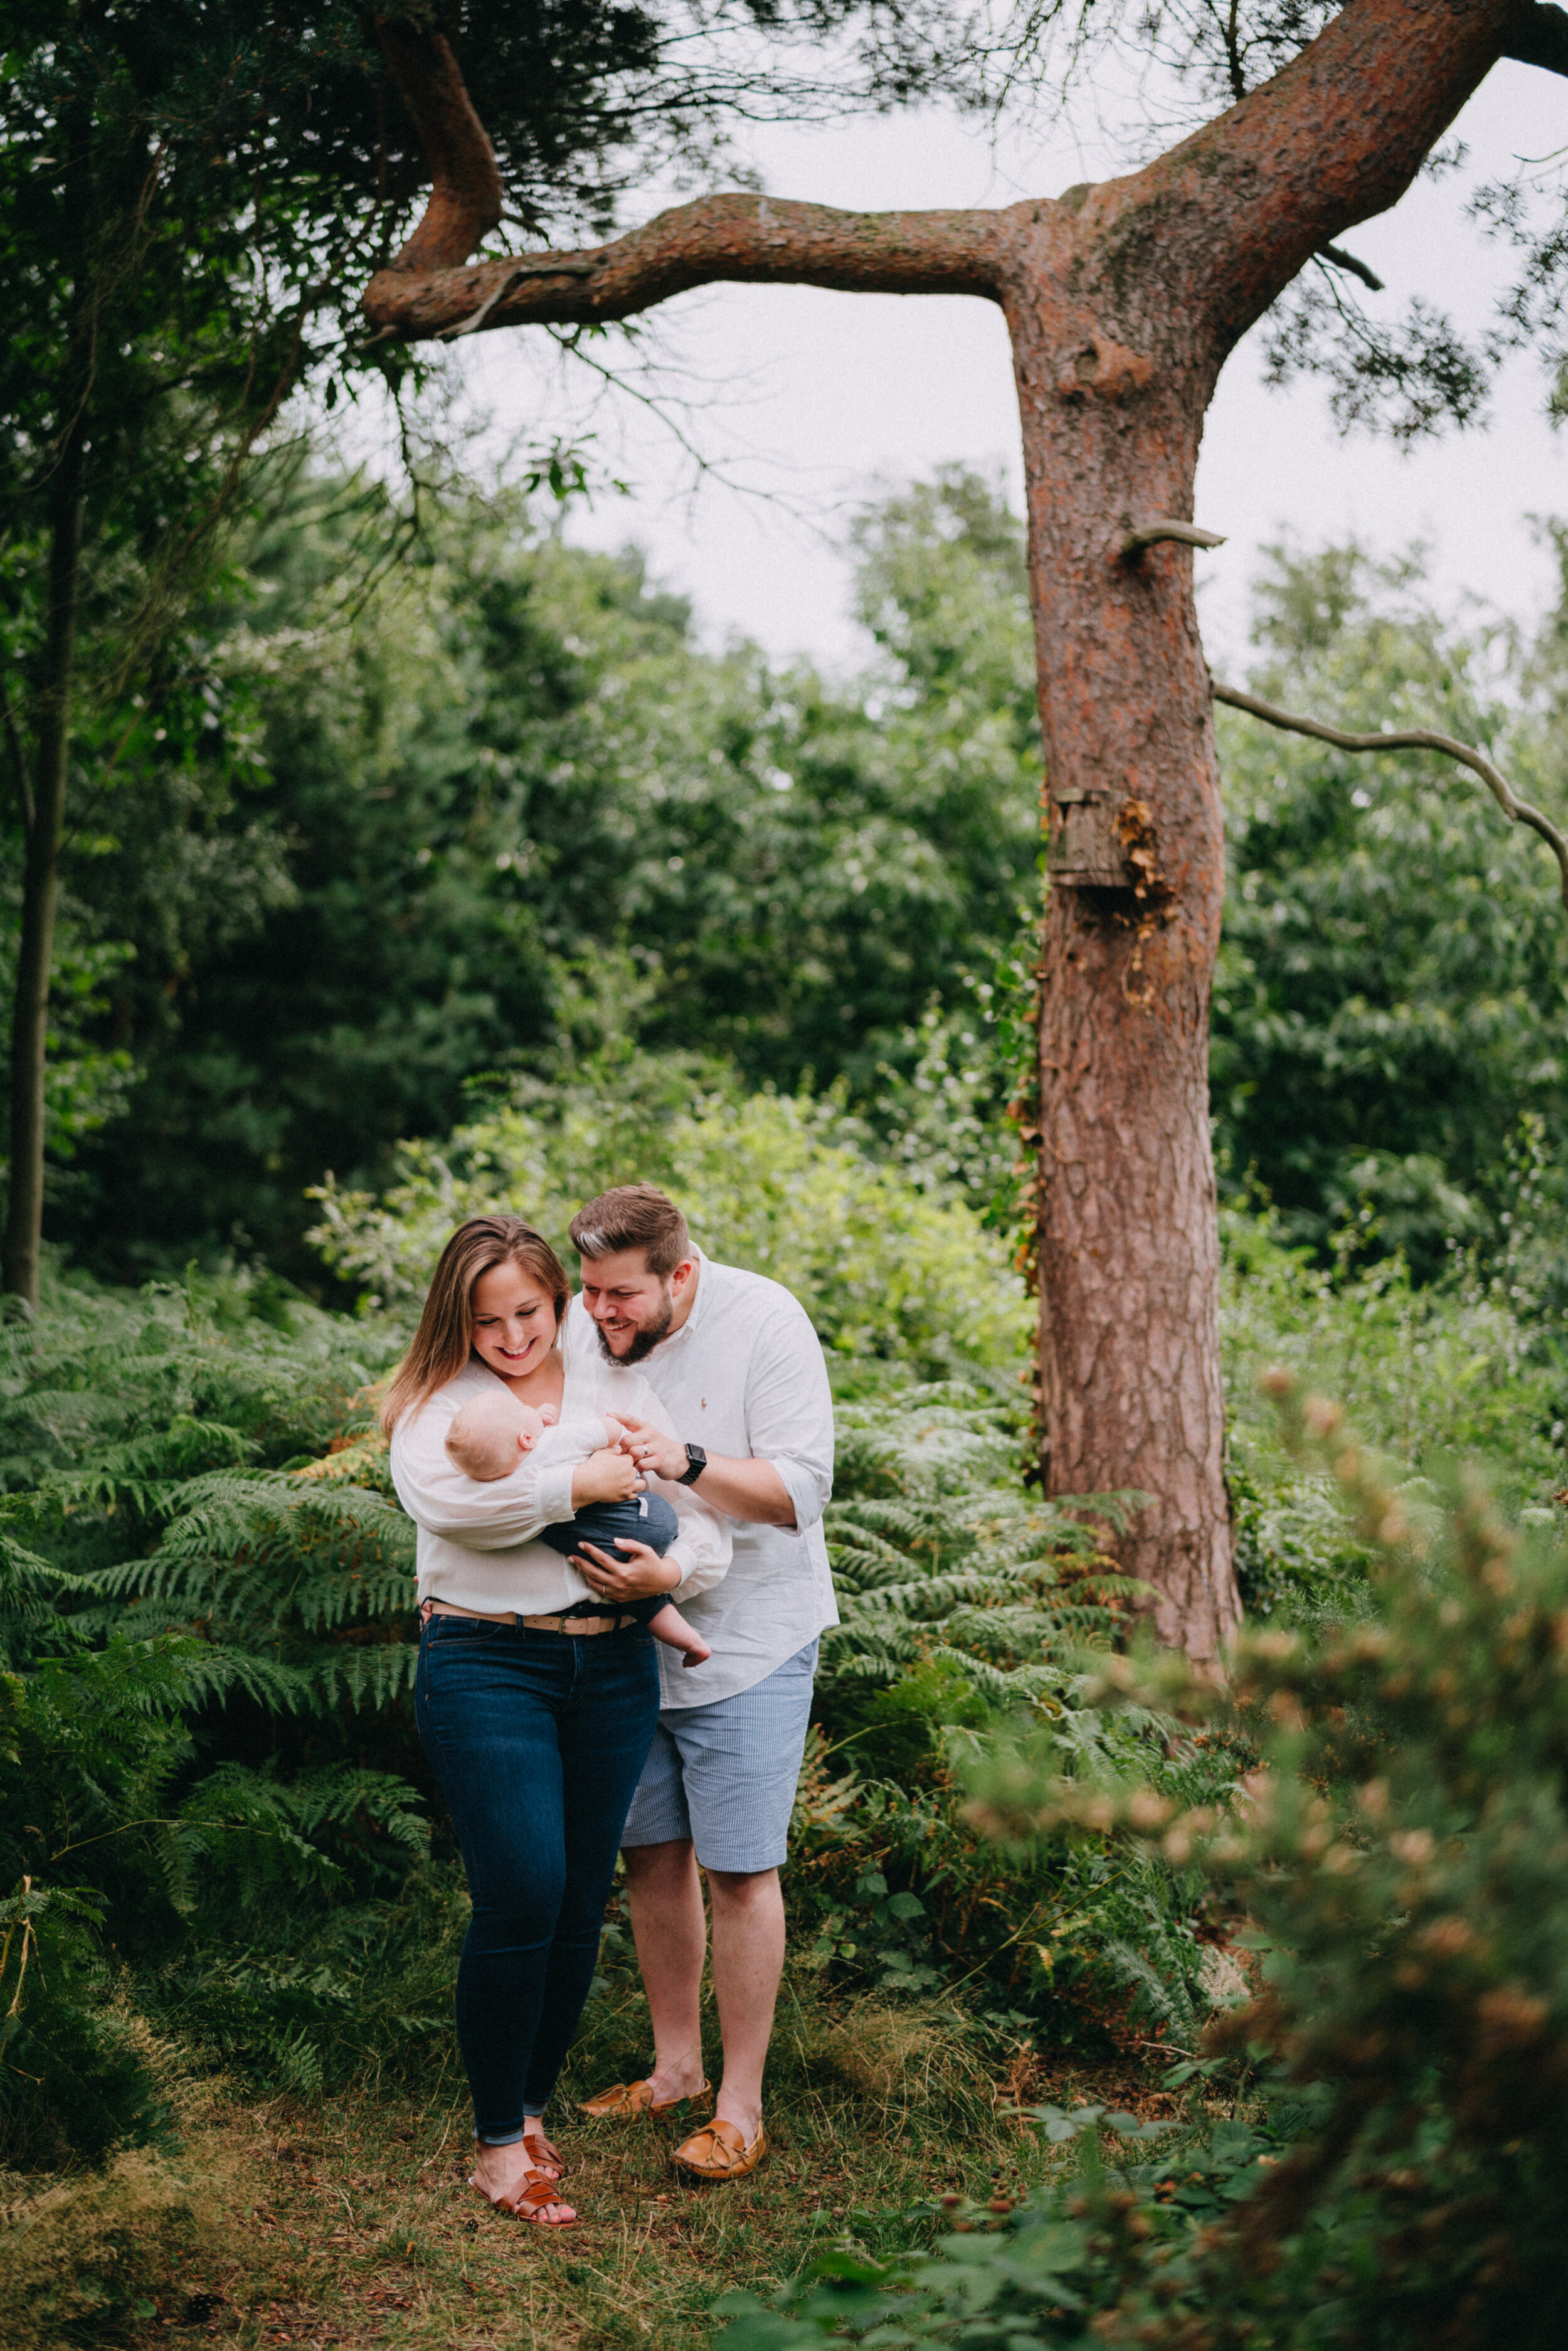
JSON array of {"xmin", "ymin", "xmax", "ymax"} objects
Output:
[{"xmin": 619, "ymin": 1638, "xmax": 819, "ymax": 1874}]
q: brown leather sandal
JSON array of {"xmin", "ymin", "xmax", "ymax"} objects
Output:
[
  {"xmin": 522, "ymin": 2122, "xmax": 564, "ymax": 2177},
  {"xmin": 672, "ymin": 2118, "xmax": 769, "ymax": 2180},
  {"xmin": 579, "ymin": 2075, "xmax": 713, "ymax": 2120},
  {"xmin": 469, "ymin": 2167, "xmax": 580, "ymax": 2227}
]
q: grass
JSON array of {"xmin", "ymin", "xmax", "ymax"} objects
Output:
[{"xmin": 1, "ymin": 1970, "xmax": 1191, "ymax": 2351}]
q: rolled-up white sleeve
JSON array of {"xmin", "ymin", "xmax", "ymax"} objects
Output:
[
  {"xmin": 744, "ymin": 1304, "xmax": 835, "ymax": 1533},
  {"xmin": 390, "ymin": 1399, "xmax": 605, "ymax": 1549}
]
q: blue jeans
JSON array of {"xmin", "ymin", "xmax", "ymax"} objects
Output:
[{"xmin": 415, "ymin": 1615, "xmax": 660, "ymax": 2142}]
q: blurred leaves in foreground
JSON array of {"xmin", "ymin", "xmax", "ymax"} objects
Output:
[{"xmin": 722, "ymin": 1375, "xmax": 1568, "ymax": 2348}]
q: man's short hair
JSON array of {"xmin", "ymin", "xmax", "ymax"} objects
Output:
[{"xmin": 569, "ymin": 1184, "xmax": 692, "ymax": 1278}]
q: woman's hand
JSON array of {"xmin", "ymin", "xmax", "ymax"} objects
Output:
[
  {"xmin": 572, "ymin": 1538, "xmax": 681, "ymax": 1603},
  {"xmin": 571, "ymin": 1448, "xmax": 642, "ymax": 1509}
]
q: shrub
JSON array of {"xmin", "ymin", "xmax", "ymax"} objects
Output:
[
  {"xmin": 308, "ymin": 1059, "xmax": 1029, "ymax": 1376},
  {"xmin": 781, "ymin": 1384, "xmax": 1238, "ymax": 2045},
  {"xmin": 734, "ymin": 1376, "xmax": 1568, "ymax": 2348}
]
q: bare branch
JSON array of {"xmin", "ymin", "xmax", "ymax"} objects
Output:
[
  {"xmin": 1318, "ymin": 243, "xmax": 1385, "ymax": 292},
  {"xmin": 1211, "ymin": 676, "xmax": 1568, "ymax": 911},
  {"xmin": 373, "ymin": 14, "xmax": 501, "ymax": 275},
  {"xmin": 363, "ymin": 194, "xmax": 1001, "ymax": 342},
  {"xmin": 1121, "ymin": 519, "xmax": 1227, "ymax": 559},
  {"xmin": 1502, "ymin": 1, "xmax": 1568, "ymax": 76}
]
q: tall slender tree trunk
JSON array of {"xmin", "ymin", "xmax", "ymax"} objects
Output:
[{"xmin": 4, "ymin": 416, "xmax": 88, "ymax": 1312}]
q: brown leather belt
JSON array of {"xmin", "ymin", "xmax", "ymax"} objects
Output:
[{"xmin": 420, "ymin": 1597, "xmax": 628, "ymax": 1636}]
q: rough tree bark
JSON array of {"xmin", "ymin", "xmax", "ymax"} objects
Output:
[{"xmin": 363, "ymin": 0, "xmax": 1568, "ymax": 1659}]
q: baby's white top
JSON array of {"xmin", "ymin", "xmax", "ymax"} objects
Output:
[{"xmin": 390, "ymin": 1319, "xmax": 730, "ymax": 1615}]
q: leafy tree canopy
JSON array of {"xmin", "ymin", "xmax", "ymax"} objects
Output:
[{"xmin": 1213, "ymin": 532, "xmax": 1568, "ymax": 1269}]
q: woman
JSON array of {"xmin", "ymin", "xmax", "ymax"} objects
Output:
[{"xmin": 384, "ymin": 1214, "xmax": 728, "ymax": 2227}]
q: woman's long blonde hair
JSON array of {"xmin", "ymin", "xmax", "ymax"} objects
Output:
[{"xmin": 379, "ymin": 1216, "xmax": 571, "ymax": 1435}]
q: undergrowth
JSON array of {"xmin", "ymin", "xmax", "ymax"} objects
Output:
[{"xmin": 3, "ymin": 1179, "xmax": 1567, "ymax": 2351}]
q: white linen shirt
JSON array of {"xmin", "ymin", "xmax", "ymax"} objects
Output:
[
  {"xmin": 390, "ymin": 1321, "xmax": 730, "ymax": 1616},
  {"xmin": 565, "ymin": 1248, "xmax": 836, "ymax": 1707}
]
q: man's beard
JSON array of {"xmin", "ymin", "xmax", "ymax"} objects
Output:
[{"xmin": 594, "ymin": 1288, "xmax": 674, "ymax": 1366}]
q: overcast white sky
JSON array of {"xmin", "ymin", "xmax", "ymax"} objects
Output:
[{"xmin": 455, "ymin": 51, "xmax": 1568, "ymax": 681}]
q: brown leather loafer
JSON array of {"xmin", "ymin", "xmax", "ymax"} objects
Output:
[
  {"xmin": 672, "ymin": 2118, "xmax": 769, "ymax": 2180},
  {"xmin": 578, "ymin": 2075, "xmax": 712, "ymax": 2120}
]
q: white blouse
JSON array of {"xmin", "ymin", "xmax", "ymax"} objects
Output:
[{"xmin": 389, "ymin": 1318, "xmax": 731, "ymax": 1615}]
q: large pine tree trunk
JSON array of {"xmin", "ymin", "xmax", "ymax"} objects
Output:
[{"xmin": 1012, "ymin": 308, "xmax": 1236, "ymax": 1655}]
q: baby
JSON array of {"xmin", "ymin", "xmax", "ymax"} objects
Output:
[{"xmin": 444, "ymin": 1386, "xmax": 710, "ymax": 1667}]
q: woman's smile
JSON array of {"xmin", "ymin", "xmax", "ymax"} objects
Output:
[{"xmin": 469, "ymin": 1261, "xmax": 561, "ymax": 1382}]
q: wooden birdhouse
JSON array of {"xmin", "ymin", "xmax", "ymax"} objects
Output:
[{"xmin": 1049, "ymin": 788, "xmax": 1133, "ymax": 887}]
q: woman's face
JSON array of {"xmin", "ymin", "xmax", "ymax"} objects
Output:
[{"xmin": 469, "ymin": 1259, "xmax": 560, "ymax": 1382}]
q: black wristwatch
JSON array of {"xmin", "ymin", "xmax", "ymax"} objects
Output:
[{"xmin": 677, "ymin": 1443, "xmax": 707, "ymax": 1487}]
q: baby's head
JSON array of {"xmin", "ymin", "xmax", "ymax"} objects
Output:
[{"xmin": 445, "ymin": 1389, "xmax": 557, "ymax": 1481}]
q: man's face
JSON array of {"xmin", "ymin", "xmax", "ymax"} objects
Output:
[{"xmin": 579, "ymin": 1247, "xmax": 695, "ymax": 1366}]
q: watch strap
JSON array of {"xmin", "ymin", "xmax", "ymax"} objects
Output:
[{"xmin": 678, "ymin": 1443, "xmax": 707, "ymax": 1487}]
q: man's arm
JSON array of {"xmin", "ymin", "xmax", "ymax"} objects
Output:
[{"xmin": 626, "ymin": 1442, "xmax": 798, "ymax": 1528}]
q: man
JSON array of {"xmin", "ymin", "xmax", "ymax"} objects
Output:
[{"xmin": 565, "ymin": 1183, "xmax": 834, "ymax": 2181}]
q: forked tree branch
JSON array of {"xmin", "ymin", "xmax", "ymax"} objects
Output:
[
  {"xmin": 361, "ymin": 0, "xmax": 1548, "ymax": 369},
  {"xmin": 1212, "ymin": 677, "xmax": 1568, "ymax": 911}
]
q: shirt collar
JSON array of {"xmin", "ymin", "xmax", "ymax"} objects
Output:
[{"xmin": 664, "ymin": 1243, "xmax": 710, "ymax": 1351}]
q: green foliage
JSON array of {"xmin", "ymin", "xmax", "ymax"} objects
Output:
[
  {"xmin": 1219, "ymin": 1194, "xmax": 1568, "ymax": 1607},
  {"xmin": 780, "ymin": 1382, "xmax": 1237, "ymax": 2046},
  {"xmin": 45, "ymin": 468, "xmax": 1568, "ymax": 1307},
  {"xmin": 310, "ymin": 1063, "xmax": 1029, "ymax": 1376},
  {"xmin": 0, "ymin": 1271, "xmax": 435, "ymax": 2160},
  {"xmin": 51, "ymin": 470, "xmax": 1039, "ymax": 1282},
  {"xmin": 933, "ymin": 1382, "xmax": 1568, "ymax": 2347},
  {"xmin": 0, "ymin": 1877, "xmax": 174, "ymax": 2170},
  {"xmin": 821, "ymin": 1384, "xmax": 1134, "ymax": 1706},
  {"xmin": 14, "ymin": 1036, "xmax": 1568, "ymax": 2182},
  {"xmin": 711, "ymin": 2101, "xmax": 1298, "ymax": 2351},
  {"xmin": 1212, "ymin": 539, "xmax": 1568, "ymax": 1268},
  {"xmin": 724, "ymin": 1378, "xmax": 1568, "ymax": 2345}
]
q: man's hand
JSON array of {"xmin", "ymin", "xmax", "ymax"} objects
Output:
[
  {"xmin": 571, "ymin": 1448, "xmax": 643, "ymax": 1509},
  {"xmin": 609, "ymin": 1416, "xmax": 798, "ymax": 1529},
  {"xmin": 573, "ymin": 1537, "xmax": 682, "ymax": 1603},
  {"xmin": 609, "ymin": 1417, "xmax": 687, "ymax": 1482}
]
